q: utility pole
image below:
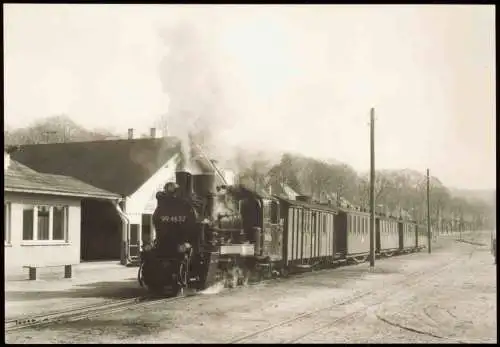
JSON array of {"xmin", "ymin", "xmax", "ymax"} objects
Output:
[
  {"xmin": 369, "ymin": 107, "xmax": 376, "ymax": 268},
  {"xmin": 426, "ymin": 168, "xmax": 431, "ymax": 253},
  {"xmin": 459, "ymin": 208, "xmax": 463, "ymax": 241}
]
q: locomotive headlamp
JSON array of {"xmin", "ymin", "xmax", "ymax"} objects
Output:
[{"xmin": 164, "ymin": 182, "xmax": 179, "ymax": 194}]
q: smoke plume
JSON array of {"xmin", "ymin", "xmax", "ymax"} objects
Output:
[{"xmin": 158, "ymin": 21, "xmax": 234, "ymax": 173}]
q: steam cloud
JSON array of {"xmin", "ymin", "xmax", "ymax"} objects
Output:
[{"xmin": 158, "ymin": 22, "xmax": 235, "ymax": 173}]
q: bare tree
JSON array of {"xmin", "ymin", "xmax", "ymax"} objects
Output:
[
  {"xmin": 238, "ymin": 156, "xmax": 270, "ymax": 192},
  {"xmin": 5, "ymin": 114, "xmax": 117, "ymax": 145},
  {"xmin": 356, "ymin": 171, "xmax": 393, "ymax": 210}
]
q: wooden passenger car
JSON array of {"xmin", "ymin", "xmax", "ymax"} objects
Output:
[
  {"xmin": 279, "ymin": 197, "xmax": 339, "ymax": 270},
  {"xmin": 336, "ymin": 209, "xmax": 371, "ymax": 258},
  {"xmin": 416, "ymin": 224, "xmax": 428, "ymax": 250},
  {"xmin": 399, "ymin": 219, "xmax": 418, "ymax": 252},
  {"xmin": 376, "ymin": 215, "xmax": 400, "ymax": 255}
]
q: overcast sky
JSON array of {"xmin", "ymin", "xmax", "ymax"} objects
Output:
[{"xmin": 3, "ymin": 4, "xmax": 496, "ymax": 190}]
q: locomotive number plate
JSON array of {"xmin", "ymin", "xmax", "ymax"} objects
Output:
[{"xmin": 160, "ymin": 216, "xmax": 187, "ymax": 223}]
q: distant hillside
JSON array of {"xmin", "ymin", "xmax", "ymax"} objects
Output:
[
  {"xmin": 449, "ymin": 188, "xmax": 496, "ymax": 206},
  {"xmin": 4, "ymin": 115, "xmax": 118, "ymax": 146}
]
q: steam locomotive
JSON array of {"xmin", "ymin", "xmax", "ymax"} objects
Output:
[
  {"xmin": 138, "ymin": 171, "xmax": 270, "ymax": 294},
  {"xmin": 138, "ymin": 170, "xmax": 427, "ymax": 295}
]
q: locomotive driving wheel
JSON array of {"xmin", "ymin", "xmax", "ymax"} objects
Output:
[
  {"xmin": 239, "ymin": 269, "xmax": 250, "ymax": 286},
  {"xmin": 225, "ymin": 268, "xmax": 239, "ymax": 289},
  {"xmin": 138, "ymin": 263, "xmax": 145, "ymax": 287},
  {"xmin": 280, "ymin": 267, "xmax": 290, "ymax": 278}
]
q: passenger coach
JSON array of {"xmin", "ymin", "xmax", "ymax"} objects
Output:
[
  {"xmin": 335, "ymin": 209, "xmax": 371, "ymax": 260},
  {"xmin": 376, "ymin": 215, "xmax": 400, "ymax": 256},
  {"xmin": 280, "ymin": 196, "xmax": 340, "ymax": 270},
  {"xmin": 400, "ymin": 219, "xmax": 418, "ymax": 252}
]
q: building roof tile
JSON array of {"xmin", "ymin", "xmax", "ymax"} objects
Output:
[
  {"xmin": 5, "ymin": 160, "xmax": 120, "ymax": 200},
  {"xmin": 11, "ymin": 138, "xmax": 224, "ymax": 196}
]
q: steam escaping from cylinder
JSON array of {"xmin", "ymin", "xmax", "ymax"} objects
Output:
[{"xmin": 199, "ymin": 281, "xmax": 226, "ymax": 295}]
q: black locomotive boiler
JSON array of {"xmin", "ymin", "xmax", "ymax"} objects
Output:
[{"xmin": 138, "ymin": 171, "xmax": 274, "ymax": 294}]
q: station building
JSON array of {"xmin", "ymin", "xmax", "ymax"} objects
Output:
[
  {"xmin": 4, "ymin": 151, "xmax": 120, "ymax": 277},
  {"xmin": 10, "ymin": 129, "xmax": 225, "ymax": 266}
]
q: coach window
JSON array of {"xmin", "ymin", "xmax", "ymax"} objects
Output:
[
  {"xmin": 312, "ymin": 212, "xmax": 317, "ymax": 233},
  {"xmin": 270, "ymin": 201, "xmax": 279, "ymax": 224}
]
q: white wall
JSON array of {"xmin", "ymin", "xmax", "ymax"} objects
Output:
[
  {"xmin": 126, "ymin": 154, "xmax": 179, "ymax": 215},
  {"xmin": 122, "ymin": 154, "xmax": 179, "ymax": 252},
  {"xmin": 4, "ymin": 192, "xmax": 82, "ymax": 275}
]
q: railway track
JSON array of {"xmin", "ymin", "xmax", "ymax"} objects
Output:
[
  {"xmin": 374, "ymin": 233, "xmax": 487, "ymax": 344},
  {"xmin": 6, "ymin": 235, "xmax": 482, "ymax": 337},
  {"xmin": 5, "ymin": 276, "xmax": 263, "ymax": 334},
  {"xmin": 228, "ymin": 245, "xmax": 474, "ymax": 344},
  {"xmin": 5, "ymin": 294, "xmax": 189, "ymax": 333}
]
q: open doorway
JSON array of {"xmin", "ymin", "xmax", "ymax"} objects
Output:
[
  {"xmin": 142, "ymin": 214, "xmax": 153, "ymax": 245},
  {"xmin": 80, "ymin": 199, "xmax": 121, "ymax": 261}
]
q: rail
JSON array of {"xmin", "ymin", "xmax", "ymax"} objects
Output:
[
  {"xmin": 228, "ymin": 244, "xmax": 474, "ymax": 344},
  {"xmin": 5, "ymin": 294, "xmax": 189, "ymax": 333}
]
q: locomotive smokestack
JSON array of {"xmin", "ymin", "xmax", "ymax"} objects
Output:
[
  {"xmin": 192, "ymin": 173, "xmax": 216, "ymax": 219},
  {"xmin": 192, "ymin": 174, "xmax": 216, "ymax": 197},
  {"xmin": 176, "ymin": 171, "xmax": 193, "ymax": 198}
]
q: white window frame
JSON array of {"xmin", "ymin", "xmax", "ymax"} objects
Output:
[
  {"xmin": 5, "ymin": 202, "xmax": 11, "ymax": 245},
  {"xmin": 22, "ymin": 204, "xmax": 69, "ymax": 245}
]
